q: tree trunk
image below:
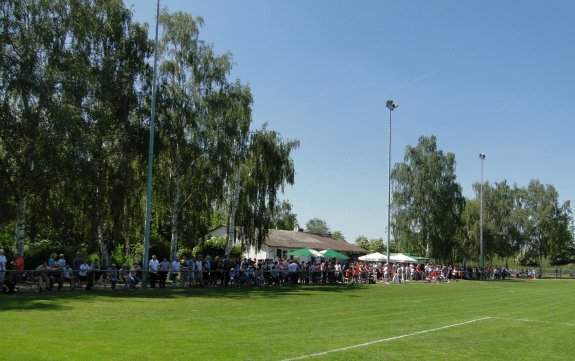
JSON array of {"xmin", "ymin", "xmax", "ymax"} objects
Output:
[
  {"xmin": 14, "ymin": 192, "xmax": 28, "ymax": 256},
  {"xmin": 95, "ymin": 175, "xmax": 110, "ymax": 269},
  {"xmin": 123, "ymin": 201, "xmax": 131, "ymax": 259},
  {"xmin": 97, "ymin": 224, "xmax": 110, "ymax": 269},
  {"xmin": 225, "ymin": 168, "xmax": 242, "ymax": 259},
  {"xmin": 169, "ymin": 178, "xmax": 181, "ymax": 261},
  {"xmin": 539, "ymin": 254, "xmax": 543, "ymax": 279}
]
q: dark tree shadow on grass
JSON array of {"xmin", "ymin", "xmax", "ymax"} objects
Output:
[{"xmin": 0, "ymin": 283, "xmax": 372, "ymax": 311}]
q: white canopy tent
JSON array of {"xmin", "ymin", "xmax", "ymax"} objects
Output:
[
  {"xmin": 358, "ymin": 252, "xmax": 418, "ymax": 263},
  {"xmin": 387, "ymin": 253, "xmax": 418, "ymax": 263},
  {"xmin": 358, "ymin": 252, "xmax": 387, "ymax": 262}
]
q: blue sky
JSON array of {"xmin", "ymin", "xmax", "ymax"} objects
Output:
[{"xmin": 127, "ymin": 0, "xmax": 575, "ymax": 243}]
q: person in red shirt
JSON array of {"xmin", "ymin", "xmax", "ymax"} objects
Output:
[
  {"xmin": 344, "ymin": 267, "xmax": 352, "ymax": 284},
  {"xmin": 13, "ymin": 253, "xmax": 25, "ymax": 285},
  {"xmin": 352, "ymin": 264, "xmax": 360, "ymax": 285}
]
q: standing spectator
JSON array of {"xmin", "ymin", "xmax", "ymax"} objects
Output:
[
  {"xmin": 352, "ymin": 263, "xmax": 360, "ymax": 285},
  {"xmin": 204, "ymin": 256, "xmax": 212, "ymax": 286},
  {"xmin": 384, "ymin": 264, "xmax": 390, "ymax": 282},
  {"xmin": 90, "ymin": 258, "xmax": 101, "ymax": 282},
  {"xmin": 78, "ymin": 260, "xmax": 91, "ymax": 288},
  {"xmin": 13, "ymin": 253, "xmax": 25, "ymax": 286},
  {"xmin": 391, "ymin": 264, "xmax": 398, "ymax": 283},
  {"xmin": 170, "ymin": 258, "xmax": 180, "ymax": 287},
  {"xmin": 344, "ymin": 265, "xmax": 352, "ymax": 284},
  {"xmin": 72, "ymin": 253, "xmax": 84, "ymax": 272},
  {"xmin": 334, "ymin": 262, "xmax": 342, "ymax": 283},
  {"xmin": 288, "ymin": 259, "xmax": 299, "ymax": 284},
  {"xmin": 195, "ymin": 255, "xmax": 204, "ymax": 287},
  {"xmin": 212, "ymin": 256, "xmax": 222, "ymax": 286},
  {"xmin": 320, "ymin": 260, "xmax": 327, "ymax": 284},
  {"xmin": 180, "ymin": 257, "xmax": 189, "ymax": 286},
  {"xmin": 148, "ymin": 255, "xmax": 159, "ymax": 288},
  {"xmin": 159, "ymin": 257, "xmax": 170, "ymax": 288},
  {"xmin": 186, "ymin": 256, "xmax": 196, "ymax": 287},
  {"xmin": 0, "ymin": 249, "xmax": 7, "ymax": 289}
]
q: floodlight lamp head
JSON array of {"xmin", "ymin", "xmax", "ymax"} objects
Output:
[
  {"xmin": 479, "ymin": 153, "xmax": 486, "ymax": 159},
  {"xmin": 386, "ymin": 100, "xmax": 398, "ymax": 111}
]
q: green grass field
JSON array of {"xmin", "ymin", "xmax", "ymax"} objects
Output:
[{"xmin": 2, "ymin": 280, "xmax": 574, "ymax": 361}]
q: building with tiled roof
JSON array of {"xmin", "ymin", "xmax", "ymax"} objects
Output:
[{"xmin": 206, "ymin": 226, "xmax": 368, "ymax": 260}]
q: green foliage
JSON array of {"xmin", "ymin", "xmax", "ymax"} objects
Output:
[
  {"xmin": 193, "ymin": 236, "xmax": 228, "ymax": 257},
  {"xmin": 189, "ymin": 236, "xmax": 242, "ymax": 258},
  {"xmin": 549, "ymin": 245, "xmax": 575, "ymax": 266},
  {"xmin": 23, "ymin": 239, "xmax": 84, "ymax": 269},
  {"xmin": 271, "ymin": 200, "xmax": 298, "ymax": 230},
  {"xmin": 355, "ymin": 235, "xmax": 369, "ymax": 250},
  {"xmin": 515, "ymin": 249, "xmax": 539, "ymax": 267},
  {"xmin": 110, "ymin": 244, "xmax": 125, "ymax": 267},
  {"xmin": 110, "ymin": 242, "xmax": 145, "ymax": 267},
  {"xmin": 356, "ymin": 236, "xmax": 386, "ymax": 253},
  {"xmin": 0, "ymin": 1, "xmax": 300, "ymax": 266},
  {"xmin": 392, "ymin": 135, "xmax": 465, "ymax": 261},
  {"xmin": 368, "ymin": 238, "xmax": 385, "ymax": 253},
  {"xmin": 331, "ymin": 231, "xmax": 345, "ymax": 240},
  {"xmin": 0, "ymin": 231, "xmax": 12, "ymax": 254},
  {"xmin": 87, "ymin": 252, "xmax": 100, "ymax": 264},
  {"xmin": 235, "ymin": 126, "xmax": 299, "ymax": 249},
  {"xmin": 176, "ymin": 247, "xmax": 194, "ymax": 260},
  {"xmin": 230, "ymin": 244, "xmax": 242, "ymax": 258},
  {"xmin": 305, "ymin": 218, "xmax": 330, "ymax": 235}
]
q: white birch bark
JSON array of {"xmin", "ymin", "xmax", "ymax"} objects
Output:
[{"xmin": 14, "ymin": 193, "xmax": 28, "ymax": 256}]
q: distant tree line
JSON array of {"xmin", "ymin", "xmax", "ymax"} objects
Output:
[
  {"xmin": 354, "ymin": 135, "xmax": 574, "ymax": 270},
  {"xmin": 0, "ymin": 0, "xmax": 298, "ymax": 268}
]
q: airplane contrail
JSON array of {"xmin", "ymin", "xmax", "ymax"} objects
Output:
[{"xmin": 396, "ymin": 72, "xmax": 436, "ymax": 90}]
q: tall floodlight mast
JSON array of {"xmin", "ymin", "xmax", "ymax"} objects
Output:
[
  {"xmin": 385, "ymin": 100, "xmax": 398, "ymax": 266},
  {"xmin": 142, "ymin": 0, "xmax": 161, "ymax": 287}
]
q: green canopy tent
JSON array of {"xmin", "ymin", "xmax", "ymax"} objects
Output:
[
  {"xmin": 403, "ymin": 253, "xmax": 430, "ymax": 262},
  {"xmin": 286, "ymin": 248, "xmax": 321, "ymax": 258},
  {"xmin": 320, "ymin": 249, "xmax": 349, "ymax": 260}
]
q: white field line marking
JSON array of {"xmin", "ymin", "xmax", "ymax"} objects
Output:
[
  {"xmin": 489, "ymin": 316, "xmax": 575, "ymax": 327},
  {"xmin": 280, "ymin": 317, "xmax": 492, "ymax": 361}
]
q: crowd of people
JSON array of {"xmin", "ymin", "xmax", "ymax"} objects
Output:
[{"xmin": 0, "ymin": 248, "xmax": 569, "ymax": 294}]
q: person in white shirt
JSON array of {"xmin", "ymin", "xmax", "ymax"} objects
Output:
[
  {"xmin": 79, "ymin": 261, "xmax": 91, "ymax": 287},
  {"xmin": 288, "ymin": 260, "xmax": 299, "ymax": 284},
  {"xmin": 170, "ymin": 259, "xmax": 180, "ymax": 287},
  {"xmin": 148, "ymin": 255, "xmax": 160, "ymax": 288},
  {"xmin": 195, "ymin": 255, "xmax": 204, "ymax": 286},
  {"xmin": 334, "ymin": 262, "xmax": 342, "ymax": 283}
]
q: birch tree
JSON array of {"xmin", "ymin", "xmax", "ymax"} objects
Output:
[
  {"xmin": 0, "ymin": 0, "xmax": 70, "ymax": 255},
  {"xmin": 64, "ymin": 0, "xmax": 149, "ymax": 267},
  {"xmin": 157, "ymin": 11, "xmax": 251, "ymax": 260},
  {"xmin": 392, "ymin": 135, "xmax": 465, "ymax": 261}
]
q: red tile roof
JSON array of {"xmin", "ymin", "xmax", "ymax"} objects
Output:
[{"xmin": 265, "ymin": 229, "xmax": 368, "ymax": 254}]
